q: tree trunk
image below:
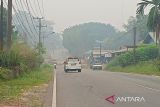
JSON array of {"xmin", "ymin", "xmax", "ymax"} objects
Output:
[
  {"xmin": 158, "ymin": 24, "xmax": 160, "ymax": 58},
  {"xmin": 156, "ymin": 26, "xmax": 158, "ymax": 45}
]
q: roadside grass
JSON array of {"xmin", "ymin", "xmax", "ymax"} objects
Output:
[
  {"xmin": 0, "ymin": 64, "xmax": 53, "ymax": 102},
  {"xmin": 106, "ymin": 61, "xmax": 160, "ymax": 76}
]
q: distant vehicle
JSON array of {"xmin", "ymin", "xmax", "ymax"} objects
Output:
[
  {"xmin": 49, "ymin": 59, "xmax": 57, "ymax": 69},
  {"xmin": 91, "ymin": 62, "xmax": 102, "ymax": 70},
  {"xmin": 64, "ymin": 57, "xmax": 82, "ymax": 72},
  {"xmin": 90, "ymin": 58, "xmax": 102, "ymax": 70},
  {"xmin": 54, "ymin": 63, "xmax": 57, "ymax": 69}
]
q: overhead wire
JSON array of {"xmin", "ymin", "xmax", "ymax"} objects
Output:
[
  {"xmin": 16, "ymin": 0, "xmax": 37, "ymax": 39},
  {"xmin": 28, "ymin": 0, "xmax": 37, "ymax": 17},
  {"xmin": 33, "ymin": 0, "xmax": 42, "ymax": 17},
  {"xmin": 4, "ymin": 0, "xmax": 46, "ymax": 46},
  {"xmin": 25, "ymin": 0, "xmax": 39, "ymax": 36},
  {"xmin": 36, "ymin": 0, "xmax": 43, "ymax": 17},
  {"xmin": 42, "ymin": 0, "xmax": 45, "ymax": 18},
  {"xmin": 6, "ymin": 1, "xmax": 36, "ymax": 45}
]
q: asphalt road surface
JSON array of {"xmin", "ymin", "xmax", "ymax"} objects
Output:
[{"xmin": 56, "ymin": 65, "xmax": 160, "ymax": 107}]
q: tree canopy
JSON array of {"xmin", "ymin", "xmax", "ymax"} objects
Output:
[
  {"xmin": 63, "ymin": 16, "xmax": 149, "ymax": 56},
  {"xmin": 62, "ymin": 22, "xmax": 117, "ymax": 56}
]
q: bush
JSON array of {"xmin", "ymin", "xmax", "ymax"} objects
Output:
[
  {"xmin": 0, "ymin": 67, "xmax": 12, "ymax": 80},
  {"xmin": 0, "ymin": 43, "xmax": 44, "ymax": 79},
  {"xmin": 154, "ymin": 58, "xmax": 160, "ymax": 71},
  {"xmin": 135, "ymin": 45, "xmax": 158, "ymax": 61},
  {"xmin": 108, "ymin": 45, "xmax": 158, "ymax": 67},
  {"xmin": 11, "ymin": 43, "xmax": 43, "ymax": 69},
  {"xmin": 0, "ymin": 51, "xmax": 21, "ymax": 68}
]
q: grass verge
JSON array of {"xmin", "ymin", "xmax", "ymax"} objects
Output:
[
  {"xmin": 0, "ymin": 64, "xmax": 53, "ymax": 102},
  {"xmin": 106, "ymin": 61, "xmax": 160, "ymax": 76}
]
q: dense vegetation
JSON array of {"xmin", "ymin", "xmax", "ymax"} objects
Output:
[
  {"xmin": 0, "ymin": 43, "xmax": 44, "ymax": 80},
  {"xmin": 0, "ymin": 64, "xmax": 53, "ymax": 101},
  {"xmin": 137, "ymin": 0, "xmax": 160, "ymax": 45},
  {"xmin": 106, "ymin": 45, "xmax": 160, "ymax": 75},
  {"xmin": 108, "ymin": 45, "xmax": 158, "ymax": 67},
  {"xmin": 63, "ymin": 22, "xmax": 117, "ymax": 55},
  {"xmin": 0, "ymin": 8, "xmax": 54, "ymax": 104},
  {"xmin": 106, "ymin": 61, "xmax": 160, "ymax": 76},
  {"xmin": 62, "ymin": 15, "xmax": 148, "ymax": 56},
  {"xmin": 105, "ymin": 0, "xmax": 160, "ymax": 75}
]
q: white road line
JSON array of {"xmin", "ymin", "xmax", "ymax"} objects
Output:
[
  {"xmin": 135, "ymin": 83, "xmax": 160, "ymax": 93},
  {"xmin": 125, "ymin": 77, "xmax": 160, "ymax": 93},
  {"xmin": 52, "ymin": 70, "xmax": 56, "ymax": 107}
]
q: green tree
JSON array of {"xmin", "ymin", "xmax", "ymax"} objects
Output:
[
  {"xmin": 62, "ymin": 22, "xmax": 117, "ymax": 56},
  {"xmin": 137, "ymin": 0, "xmax": 160, "ymax": 45},
  {"xmin": 123, "ymin": 15, "xmax": 148, "ymax": 40}
]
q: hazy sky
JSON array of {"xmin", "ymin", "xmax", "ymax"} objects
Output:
[{"xmin": 43, "ymin": 0, "xmax": 141, "ymax": 32}]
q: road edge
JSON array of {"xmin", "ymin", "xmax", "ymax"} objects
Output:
[{"xmin": 52, "ymin": 70, "xmax": 56, "ymax": 107}]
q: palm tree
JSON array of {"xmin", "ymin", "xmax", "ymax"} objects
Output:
[{"xmin": 137, "ymin": 0, "xmax": 160, "ymax": 45}]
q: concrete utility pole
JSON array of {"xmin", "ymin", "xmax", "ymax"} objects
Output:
[
  {"xmin": 0, "ymin": 0, "xmax": 3, "ymax": 51},
  {"xmin": 133, "ymin": 27, "xmax": 136, "ymax": 63},
  {"xmin": 34, "ymin": 17, "xmax": 46, "ymax": 54},
  {"xmin": 96, "ymin": 40, "xmax": 103, "ymax": 63},
  {"xmin": 100, "ymin": 42, "xmax": 102, "ymax": 59},
  {"xmin": 7, "ymin": 0, "xmax": 12, "ymax": 49}
]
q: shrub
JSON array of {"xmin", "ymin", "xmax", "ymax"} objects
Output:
[
  {"xmin": 108, "ymin": 45, "xmax": 158, "ymax": 67},
  {"xmin": 135, "ymin": 45, "xmax": 158, "ymax": 61},
  {"xmin": 0, "ymin": 51, "xmax": 21, "ymax": 68},
  {"xmin": 11, "ymin": 43, "xmax": 44, "ymax": 68},
  {"xmin": 0, "ymin": 67, "xmax": 12, "ymax": 80},
  {"xmin": 0, "ymin": 43, "xmax": 44, "ymax": 79},
  {"xmin": 154, "ymin": 58, "xmax": 160, "ymax": 71}
]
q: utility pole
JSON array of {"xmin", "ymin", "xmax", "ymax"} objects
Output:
[
  {"xmin": 0, "ymin": 0, "xmax": 3, "ymax": 51},
  {"xmin": 23, "ymin": 32, "xmax": 27, "ymax": 43},
  {"xmin": 100, "ymin": 42, "xmax": 101, "ymax": 61},
  {"xmin": 7, "ymin": 0, "xmax": 12, "ymax": 49},
  {"xmin": 96, "ymin": 40, "xmax": 103, "ymax": 63},
  {"xmin": 133, "ymin": 27, "xmax": 136, "ymax": 64},
  {"xmin": 34, "ymin": 17, "xmax": 46, "ymax": 54}
]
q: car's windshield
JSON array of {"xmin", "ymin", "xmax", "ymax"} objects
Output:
[{"xmin": 68, "ymin": 58, "xmax": 79, "ymax": 62}]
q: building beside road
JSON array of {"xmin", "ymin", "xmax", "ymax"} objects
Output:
[{"xmin": 88, "ymin": 47, "xmax": 130, "ymax": 64}]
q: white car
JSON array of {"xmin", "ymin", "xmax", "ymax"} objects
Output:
[{"xmin": 64, "ymin": 57, "xmax": 82, "ymax": 72}]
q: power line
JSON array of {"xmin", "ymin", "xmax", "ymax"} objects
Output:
[
  {"xmin": 36, "ymin": 0, "xmax": 43, "ymax": 17},
  {"xmin": 15, "ymin": 0, "xmax": 37, "ymax": 39},
  {"xmin": 13, "ymin": 15, "xmax": 35, "ymax": 45},
  {"xmin": 33, "ymin": 0, "xmax": 41, "ymax": 17},
  {"xmin": 42, "ymin": 0, "xmax": 45, "ymax": 18},
  {"xmin": 4, "ymin": 0, "xmax": 36, "ymax": 46},
  {"xmin": 28, "ymin": 0, "xmax": 37, "ymax": 17},
  {"xmin": 12, "ymin": 7, "xmax": 35, "ymax": 45},
  {"xmin": 19, "ymin": 0, "xmax": 37, "ymax": 37},
  {"xmin": 33, "ymin": 17, "xmax": 47, "ymax": 54},
  {"xmin": 25, "ymin": 0, "xmax": 39, "ymax": 36}
]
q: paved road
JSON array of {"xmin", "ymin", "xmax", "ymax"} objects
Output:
[{"xmin": 56, "ymin": 65, "xmax": 160, "ymax": 107}]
